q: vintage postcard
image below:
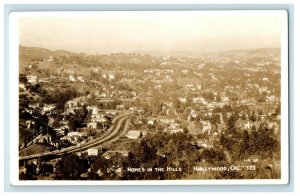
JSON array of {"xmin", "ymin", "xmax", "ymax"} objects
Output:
[{"xmin": 9, "ymin": 10, "xmax": 289, "ymax": 185}]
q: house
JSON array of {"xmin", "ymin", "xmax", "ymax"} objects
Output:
[
  {"xmin": 67, "ymin": 132, "xmax": 84, "ymax": 137},
  {"xmin": 59, "ymin": 119, "xmax": 69, "ymax": 126},
  {"xmin": 185, "ymin": 84, "xmax": 194, "ymax": 90},
  {"xmin": 126, "ymin": 130, "xmax": 142, "ymax": 139},
  {"xmin": 181, "ymin": 69, "xmax": 188, "ymax": 75},
  {"xmin": 87, "ymin": 106, "xmax": 99, "ymax": 115},
  {"xmin": 201, "ymin": 121, "xmax": 212, "ymax": 134},
  {"xmin": 68, "ymin": 75, "xmax": 76, "ymax": 82},
  {"xmin": 240, "ymin": 99, "xmax": 256, "ymax": 106},
  {"xmin": 190, "ymin": 109, "xmax": 197, "ymax": 118},
  {"xmin": 116, "ymin": 104, "xmax": 125, "ymax": 110},
  {"xmin": 60, "ymin": 132, "xmax": 85, "ymax": 145},
  {"xmin": 66, "ymin": 100, "xmax": 78, "ymax": 108},
  {"xmin": 262, "ymin": 77, "xmax": 269, "ymax": 82},
  {"xmin": 26, "ymin": 75, "xmax": 38, "ymax": 85},
  {"xmin": 178, "ymin": 97, "xmax": 187, "ymax": 103},
  {"xmin": 169, "ymin": 123, "xmax": 180, "ymax": 129},
  {"xmin": 243, "ymin": 155, "xmax": 259, "ymax": 163},
  {"xmin": 92, "ymin": 68, "xmax": 99, "ymax": 73},
  {"xmin": 221, "ymin": 96, "xmax": 230, "ymax": 103},
  {"xmin": 193, "ymin": 97, "xmax": 207, "ymax": 105},
  {"xmin": 266, "ymin": 95, "xmax": 278, "ymax": 104},
  {"xmin": 87, "ymin": 122, "xmax": 97, "ymax": 129},
  {"xmin": 147, "ymin": 119, "xmax": 155, "ymax": 125},
  {"xmin": 25, "ymin": 120, "xmax": 35, "ymax": 129},
  {"xmin": 48, "ymin": 56, "xmax": 54, "ymax": 62},
  {"xmin": 170, "ymin": 128, "xmax": 184, "ymax": 134},
  {"xmin": 87, "ymin": 148, "xmax": 98, "ymax": 156},
  {"xmin": 117, "ymin": 150, "xmax": 129, "ymax": 157},
  {"xmin": 103, "ymin": 72, "xmax": 115, "ymax": 80},
  {"xmin": 53, "ymin": 126, "xmax": 67, "ymax": 136},
  {"xmin": 225, "ymin": 85, "xmax": 234, "ymax": 91},
  {"xmin": 154, "ymin": 84, "xmax": 162, "ymax": 89},
  {"xmin": 137, "ymin": 109, "xmax": 145, "ymax": 115},
  {"xmin": 108, "ymin": 73, "xmax": 115, "ymax": 80},
  {"xmin": 197, "ymin": 139, "xmax": 214, "ymax": 149},
  {"xmin": 38, "ymin": 134, "xmax": 52, "ymax": 143},
  {"xmin": 19, "ymin": 82, "xmax": 26, "ymax": 91},
  {"xmin": 259, "ymin": 86, "xmax": 271, "ymax": 94},
  {"xmin": 91, "ymin": 114, "xmax": 106, "ymax": 123},
  {"xmin": 129, "ymin": 107, "xmax": 136, "ymax": 112},
  {"xmin": 158, "ymin": 118, "xmax": 175, "ymax": 124},
  {"xmin": 43, "ymin": 104, "xmax": 56, "ymax": 112},
  {"xmin": 102, "ymin": 151, "xmax": 117, "ymax": 160},
  {"xmin": 242, "ymin": 121, "xmax": 252, "ymax": 129},
  {"xmin": 28, "ymin": 103, "xmax": 40, "ymax": 109},
  {"xmin": 77, "ymin": 76, "xmax": 84, "ymax": 83},
  {"xmin": 196, "ymin": 84, "xmax": 202, "ymax": 90}
]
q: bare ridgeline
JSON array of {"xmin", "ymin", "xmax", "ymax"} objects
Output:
[{"xmin": 19, "ymin": 46, "xmax": 281, "ymax": 180}]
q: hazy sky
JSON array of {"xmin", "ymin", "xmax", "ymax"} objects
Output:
[{"xmin": 19, "ymin": 12, "xmax": 282, "ymax": 54}]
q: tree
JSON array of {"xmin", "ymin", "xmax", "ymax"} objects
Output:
[
  {"xmin": 249, "ymin": 111, "xmax": 257, "ymax": 122},
  {"xmin": 210, "ymin": 113, "xmax": 221, "ymax": 125},
  {"xmin": 226, "ymin": 114, "xmax": 237, "ymax": 133},
  {"xmin": 241, "ymin": 130, "xmax": 250, "ymax": 157},
  {"xmin": 55, "ymin": 153, "xmax": 83, "ymax": 180}
]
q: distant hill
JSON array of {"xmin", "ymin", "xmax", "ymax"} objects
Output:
[
  {"xmin": 20, "ymin": 45, "xmax": 79, "ymax": 57},
  {"xmin": 19, "ymin": 45, "xmax": 280, "ymax": 68},
  {"xmin": 19, "ymin": 45, "xmax": 81, "ymax": 64}
]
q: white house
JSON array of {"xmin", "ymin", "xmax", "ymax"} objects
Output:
[
  {"xmin": 170, "ymin": 128, "xmax": 184, "ymax": 134},
  {"xmin": 202, "ymin": 121, "xmax": 212, "ymax": 134},
  {"xmin": 87, "ymin": 122, "xmax": 97, "ymax": 129},
  {"xmin": 26, "ymin": 75, "xmax": 38, "ymax": 85},
  {"xmin": 108, "ymin": 73, "xmax": 115, "ymax": 80},
  {"xmin": 25, "ymin": 120, "xmax": 35, "ymax": 129},
  {"xmin": 69, "ymin": 75, "xmax": 76, "ymax": 82},
  {"xmin": 126, "ymin": 130, "xmax": 142, "ymax": 139},
  {"xmin": 87, "ymin": 148, "xmax": 98, "ymax": 156},
  {"xmin": 147, "ymin": 119, "xmax": 155, "ymax": 125},
  {"xmin": 67, "ymin": 132, "xmax": 84, "ymax": 137},
  {"xmin": 19, "ymin": 82, "xmax": 26, "ymax": 91},
  {"xmin": 197, "ymin": 139, "xmax": 214, "ymax": 149},
  {"xmin": 77, "ymin": 76, "xmax": 85, "ymax": 83},
  {"xmin": 43, "ymin": 104, "xmax": 56, "ymax": 112},
  {"xmin": 178, "ymin": 97, "xmax": 187, "ymax": 103},
  {"xmin": 169, "ymin": 123, "xmax": 180, "ymax": 129}
]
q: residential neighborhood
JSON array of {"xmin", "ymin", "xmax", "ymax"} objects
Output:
[{"xmin": 18, "ymin": 45, "xmax": 281, "ymax": 181}]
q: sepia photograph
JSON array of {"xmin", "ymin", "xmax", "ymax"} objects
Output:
[{"xmin": 9, "ymin": 10, "xmax": 289, "ymax": 185}]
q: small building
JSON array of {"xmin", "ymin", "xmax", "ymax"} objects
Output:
[
  {"xmin": 201, "ymin": 121, "xmax": 212, "ymax": 134},
  {"xmin": 170, "ymin": 128, "xmax": 184, "ymax": 134},
  {"xmin": 87, "ymin": 148, "xmax": 98, "ymax": 156},
  {"xmin": 25, "ymin": 120, "xmax": 35, "ymax": 129},
  {"xmin": 26, "ymin": 75, "xmax": 38, "ymax": 85},
  {"xmin": 87, "ymin": 122, "xmax": 97, "ymax": 129},
  {"xmin": 147, "ymin": 119, "xmax": 155, "ymax": 125},
  {"xmin": 126, "ymin": 130, "xmax": 142, "ymax": 139},
  {"xmin": 67, "ymin": 131, "xmax": 84, "ymax": 137},
  {"xmin": 169, "ymin": 123, "xmax": 180, "ymax": 129},
  {"xmin": 178, "ymin": 97, "xmax": 187, "ymax": 103},
  {"xmin": 116, "ymin": 104, "xmax": 125, "ymax": 110},
  {"xmin": 43, "ymin": 104, "xmax": 56, "ymax": 112},
  {"xmin": 77, "ymin": 76, "xmax": 85, "ymax": 83},
  {"xmin": 197, "ymin": 139, "xmax": 214, "ymax": 149},
  {"xmin": 68, "ymin": 75, "xmax": 76, "ymax": 82},
  {"xmin": 38, "ymin": 134, "xmax": 52, "ymax": 143},
  {"xmin": 19, "ymin": 82, "xmax": 26, "ymax": 91}
]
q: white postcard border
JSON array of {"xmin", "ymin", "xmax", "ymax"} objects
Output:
[{"xmin": 9, "ymin": 10, "xmax": 289, "ymax": 186}]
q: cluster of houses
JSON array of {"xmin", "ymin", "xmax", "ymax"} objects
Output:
[
  {"xmin": 86, "ymin": 106, "xmax": 108, "ymax": 129},
  {"xmin": 68, "ymin": 75, "xmax": 85, "ymax": 83}
]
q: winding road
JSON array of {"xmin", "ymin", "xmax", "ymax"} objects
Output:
[{"xmin": 19, "ymin": 112, "xmax": 133, "ymax": 161}]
